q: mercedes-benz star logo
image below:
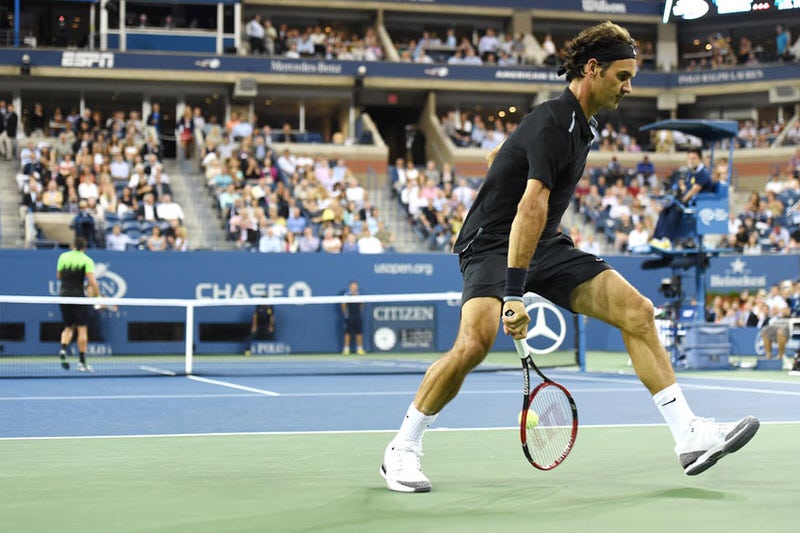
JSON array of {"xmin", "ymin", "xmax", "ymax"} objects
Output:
[{"xmin": 524, "ymin": 300, "xmax": 566, "ymax": 355}]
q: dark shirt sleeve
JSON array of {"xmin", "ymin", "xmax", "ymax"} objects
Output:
[{"xmin": 525, "ymin": 122, "xmax": 567, "ymax": 190}]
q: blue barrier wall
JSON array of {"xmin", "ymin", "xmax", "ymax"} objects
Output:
[{"xmin": 0, "ymin": 250, "xmax": 796, "ymax": 356}]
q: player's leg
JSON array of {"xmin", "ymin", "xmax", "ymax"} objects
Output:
[
  {"xmin": 569, "ymin": 270, "xmax": 675, "ymax": 394},
  {"xmin": 75, "ymin": 306, "xmax": 93, "ymax": 372},
  {"xmin": 381, "ymin": 296, "xmax": 501, "ymax": 492},
  {"xmin": 414, "ymin": 296, "xmax": 500, "ymax": 414},
  {"xmin": 76, "ymin": 326, "xmax": 92, "ymax": 371},
  {"xmin": 570, "ymin": 269, "xmax": 759, "ymax": 475},
  {"xmin": 355, "ymin": 330, "xmax": 365, "ymax": 354},
  {"xmin": 60, "ymin": 325, "xmax": 74, "ymax": 370},
  {"xmin": 59, "ymin": 304, "xmax": 75, "ymax": 370},
  {"xmin": 342, "ymin": 330, "xmax": 351, "ymax": 355}
]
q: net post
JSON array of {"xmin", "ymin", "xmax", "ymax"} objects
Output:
[
  {"xmin": 575, "ymin": 313, "xmax": 586, "ymax": 372},
  {"xmin": 185, "ymin": 302, "xmax": 194, "ymax": 375}
]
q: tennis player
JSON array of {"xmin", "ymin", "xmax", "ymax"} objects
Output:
[
  {"xmin": 381, "ymin": 21, "xmax": 760, "ymax": 493},
  {"xmin": 57, "ymin": 237, "xmax": 101, "ymax": 372}
]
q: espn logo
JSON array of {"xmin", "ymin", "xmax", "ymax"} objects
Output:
[{"xmin": 61, "ymin": 51, "xmax": 115, "ymax": 68}]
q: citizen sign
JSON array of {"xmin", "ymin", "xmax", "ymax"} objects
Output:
[
  {"xmin": 61, "ymin": 51, "xmax": 115, "ymax": 68},
  {"xmin": 373, "ymin": 306, "xmax": 435, "ymax": 321}
]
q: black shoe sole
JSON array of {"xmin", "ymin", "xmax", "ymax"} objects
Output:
[{"xmin": 684, "ymin": 417, "xmax": 760, "ymax": 476}]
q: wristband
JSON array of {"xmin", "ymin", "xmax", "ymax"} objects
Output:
[
  {"xmin": 504, "ymin": 267, "xmax": 527, "ymax": 298},
  {"xmin": 503, "ymin": 296, "xmax": 524, "ymax": 303}
]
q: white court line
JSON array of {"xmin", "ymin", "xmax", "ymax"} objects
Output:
[
  {"xmin": 139, "ymin": 366, "xmax": 177, "ymax": 376},
  {"xmin": 1, "ymin": 420, "xmax": 798, "ymax": 442},
  {"xmin": 0, "ymin": 393, "xmax": 257, "ymax": 401},
  {"xmin": 186, "ymin": 375, "xmax": 280, "ymax": 396},
  {"xmin": 0, "ymin": 387, "xmax": 642, "ymax": 402}
]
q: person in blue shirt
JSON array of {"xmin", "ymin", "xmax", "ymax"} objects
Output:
[
  {"xmin": 650, "ymin": 148, "xmax": 714, "ymax": 249},
  {"xmin": 776, "ymin": 24, "xmax": 791, "ymax": 61}
]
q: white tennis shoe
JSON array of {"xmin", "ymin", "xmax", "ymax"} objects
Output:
[
  {"xmin": 77, "ymin": 362, "xmax": 94, "ymax": 373},
  {"xmin": 677, "ymin": 416, "xmax": 760, "ymax": 475},
  {"xmin": 380, "ymin": 440, "xmax": 431, "ymax": 493}
]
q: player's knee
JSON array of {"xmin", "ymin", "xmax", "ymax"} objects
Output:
[
  {"xmin": 452, "ymin": 333, "xmax": 492, "ymax": 370},
  {"xmin": 620, "ymin": 294, "xmax": 655, "ymax": 334}
]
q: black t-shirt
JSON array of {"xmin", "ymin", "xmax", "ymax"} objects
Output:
[
  {"xmin": 454, "ymin": 88, "xmax": 596, "ymax": 252},
  {"xmin": 253, "ymin": 305, "xmax": 274, "ymax": 338}
]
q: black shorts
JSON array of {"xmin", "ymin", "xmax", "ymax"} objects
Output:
[
  {"xmin": 60, "ymin": 304, "xmax": 90, "ymax": 327},
  {"xmin": 458, "ymin": 233, "xmax": 612, "ymax": 312},
  {"xmin": 344, "ymin": 318, "xmax": 363, "ymax": 336}
]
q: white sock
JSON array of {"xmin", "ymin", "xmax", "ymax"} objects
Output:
[
  {"xmin": 395, "ymin": 403, "xmax": 437, "ymax": 445},
  {"xmin": 653, "ymin": 383, "xmax": 695, "ymax": 444}
]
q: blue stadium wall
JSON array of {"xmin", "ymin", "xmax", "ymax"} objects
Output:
[{"xmin": 1, "ymin": 250, "xmax": 796, "ymax": 356}]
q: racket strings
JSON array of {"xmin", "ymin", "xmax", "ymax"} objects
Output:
[{"xmin": 526, "ymin": 385, "xmax": 574, "ymax": 467}]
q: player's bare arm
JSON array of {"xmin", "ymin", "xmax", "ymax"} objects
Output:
[
  {"xmin": 86, "ymin": 272, "xmax": 101, "ymax": 298},
  {"xmin": 503, "ymin": 179, "xmax": 550, "ymax": 339}
]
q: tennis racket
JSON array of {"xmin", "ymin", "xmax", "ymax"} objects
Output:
[{"xmin": 513, "ymin": 337, "xmax": 578, "ymax": 470}]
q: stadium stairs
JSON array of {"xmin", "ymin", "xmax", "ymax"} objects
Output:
[
  {"xmin": 162, "ymin": 158, "xmax": 235, "ymax": 250},
  {"xmin": 0, "ymin": 159, "xmax": 24, "ymax": 248}
]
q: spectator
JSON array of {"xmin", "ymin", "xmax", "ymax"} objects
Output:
[
  {"xmin": 176, "ymin": 107, "xmax": 195, "ymax": 160},
  {"xmin": 259, "ymin": 224, "xmax": 285, "ymax": 253},
  {"xmin": 357, "ymin": 226, "xmax": 383, "ymax": 254},
  {"xmin": 71, "ymin": 199, "xmax": 97, "ymax": 248},
  {"xmin": 776, "ymin": 25, "xmax": 792, "ymax": 61},
  {"xmin": 320, "ymin": 226, "xmax": 342, "ymax": 253},
  {"xmin": 264, "ymin": 19, "xmax": 278, "ymax": 56},
  {"xmin": 146, "ymin": 102, "xmax": 162, "ymax": 133},
  {"xmin": 41, "ymin": 179, "xmax": 64, "ymax": 211},
  {"xmin": 297, "ymin": 226, "xmax": 320, "ymax": 252},
  {"xmin": 146, "ymin": 225, "xmax": 168, "ymax": 251},
  {"xmin": 106, "ymin": 224, "xmax": 135, "ymax": 251},
  {"xmin": 578, "ymin": 232, "xmax": 601, "ymax": 255},
  {"xmin": 542, "ymin": 34, "xmax": 557, "ymax": 65},
  {"xmin": 247, "ymin": 14, "xmax": 266, "ymax": 54},
  {"xmin": 155, "ymin": 193, "xmax": 184, "ymax": 223},
  {"xmin": 626, "ymin": 219, "xmax": 650, "ymax": 252},
  {"xmin": 137, "ymin": 193, "xmax": 158, "ymax": 222}
]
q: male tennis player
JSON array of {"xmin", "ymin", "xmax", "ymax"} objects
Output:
[
  {"xmin": 381, "ymin": 21, "xmax": 760, "ymax": 493},
  {"xmin": 57, "ymin": 237, "xmax": 101, "ymax": 372}
]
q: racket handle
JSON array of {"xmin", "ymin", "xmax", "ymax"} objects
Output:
[{"xmin": 512, "ymin": 338, "xmax": 529, "ymax": 359}]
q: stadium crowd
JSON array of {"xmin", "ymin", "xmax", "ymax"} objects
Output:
[
  {"xmin": 241, "ymin": 12, "xmax": 799, "ymax": 71},
  {"xmin": 197, "ymin": 112, "xmax": 395, "ymax": 254},
  {"xmin": 14, "ymin": 102, "xmax": 189, "ymax": 251}
]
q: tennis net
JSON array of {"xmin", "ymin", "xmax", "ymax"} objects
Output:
[{"xmin": 0, "ymin": 292, "xmax": 583, "ymax": 378}]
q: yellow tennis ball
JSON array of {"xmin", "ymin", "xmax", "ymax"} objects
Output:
[{"xmin": 518, "ymin": 410, "xmax": 539, "ymax": 429}]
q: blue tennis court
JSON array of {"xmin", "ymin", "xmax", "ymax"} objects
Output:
[{"xmin": 2, "ymin": 358, "xmax": 799, "ymax": 532}]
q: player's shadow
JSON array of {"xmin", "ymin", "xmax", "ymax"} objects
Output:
[{"xmin": 648, "ymin": 487, "xmax": 728, "ymax": 500}]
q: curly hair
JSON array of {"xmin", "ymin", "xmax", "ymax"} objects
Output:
[{"xmin": 559, "ymin": 21, "xmax": 635, "ymax": 81}]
